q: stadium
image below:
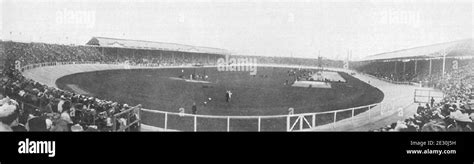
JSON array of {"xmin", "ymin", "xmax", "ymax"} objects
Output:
[
  {"xmin": 1, "ymin": 37, "xmax": 473, "ymax": 132},
  {"xmin": 0, "ymin": 1, "xmax": 472, "ymax": 132}
]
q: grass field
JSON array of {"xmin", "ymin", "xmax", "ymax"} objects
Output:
[{"xmin": 56, "ymin": 67, "xmax": 384, "ymax": 131}]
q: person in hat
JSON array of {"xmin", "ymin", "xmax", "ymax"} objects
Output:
[
  {"xmin": 432, "ymin": 108, "xmax": 445, "ymax": 120},
  {"xmin": 448, "ymin": 110, "xmax": 472, "ymax": 131},
  {"xmin": 57, "ymin": 95, "xmax": 66, "ymax": 113},
  {"xmin": 85, "ymin": 125, "xmax": 99, "ymax": 132},
  {"xmin": 421, "ymin": 121, "xmax": 446, "ymax": 132},
  {"xmin": 393, "ymin": 121, "xmax": 408, "ymax": 132},
  {"xmin": 60, "ymin": 107, "xmax": 73, "ymax": 124},
  {"xmin": 416, "ymin": 103, "xmax": 424, "ymax": 114},
  {"xmin": 71, "ymin": 124, "xmax": 84, "ymax": 132},
  {"xmin": 0, "ymin": 98, "xmax": 18, "ymax": 126},
  {"xmin": 26, "ymin": 115, "xmax": 49, "ymax": 131},
  {"xmin": 430, "ymin": 97, "xmax": 435, "ymax": 108},
  {"xmin": 425, "ymin": 103, "xmax": 430, "ymax": 110}
]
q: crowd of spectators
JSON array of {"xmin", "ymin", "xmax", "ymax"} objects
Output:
[
  {"xmin": 102, "ymin": 47, "xmax": 218, "ymax": 66},
  {"xmin": 3, "ymin": 41, "xmax": 221, "ymax": 69},
  {"xmin": 3, "ymin": 42, "xmax": 109, "ymax": 66},
  {"xmin": 0, "ymin": 66, "xmax": 140, "ymax": 132},
  {"xmin": 372, "ymin": 60, "xmax": 474, "ymax": 132},
  {"xmin": 355, "ymin": 61, "xmax": 420, "ymax": 82}
]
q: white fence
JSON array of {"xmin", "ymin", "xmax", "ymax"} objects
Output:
[
  {"xmin": 414, "ymin": 89, "xmax": 445, "ymax": 104},
  {"xmin": 20, "ymin": 61, "xmax": 395, "ymax": 131},
  {"xmin": 139, "ymin": 102, "xmax": 395, "ymax": 131}
]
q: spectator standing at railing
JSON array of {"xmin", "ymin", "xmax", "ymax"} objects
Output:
[
  {"xmin": 60, "ymin": 107, "xmax": 73, "ymax": 124},
  {"xmin": 431, "ymin": 97, "xmax": 435, "ymax": 107},
  {"xmin": 416, "ymin": 104, "xmax": 424, "ymax": 114}
]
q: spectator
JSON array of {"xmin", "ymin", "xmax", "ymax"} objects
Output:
[
  {"xmin": 430, "ymin": 97, "xmax": 435, "ymax": 107},
  {"xmin": 192, "ymin": 102, "xmax": 197, "ymax": 114}
]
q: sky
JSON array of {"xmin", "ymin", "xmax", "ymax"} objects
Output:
[{"xmin": 1, "ymin": 0, "xmax": 472, "ymax": 60}]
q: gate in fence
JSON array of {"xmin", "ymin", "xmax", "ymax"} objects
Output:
[
  {"xmin": 414, "ymin": 89, "xmax": 444, "ymax": 104},
  {"xmin": 112, "ymin": 104, "xmax": 142, "ymax": 132}
]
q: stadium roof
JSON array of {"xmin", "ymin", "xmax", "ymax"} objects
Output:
[
  {"xmin": 361, "ymin": 38, "xmax": 474, "ymax": 61},
  {"xmin": 86, "ymin": 37, "xmax": 229, "ymax": 55}
]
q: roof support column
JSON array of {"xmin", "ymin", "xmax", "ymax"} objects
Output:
[
  {"xmin": 394, "ymin": 61, "xmax": 397, "ymax": 74},
  {"xmin": 442, "ymin": 50, "xmax": 446, "ymax": 78},
  {"xmin": 429, "ymin": 58, "xmax": 432, "ymax": 76},
  {"xmin": 414, "ymin": 60, "xmax": 417, "ymax": 74},
  {"xmin": 403, "ymin": 61, "xmax": 406, "ymax": 74},
  {"xmin": 172, "ymin": 52, "xmax": 175, "ymax": 64}
]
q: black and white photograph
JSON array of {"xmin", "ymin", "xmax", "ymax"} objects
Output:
[{"xmin": 0, "ymin": 0, "xmax": 473, "ymax": 161}]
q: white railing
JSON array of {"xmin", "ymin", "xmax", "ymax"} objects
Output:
[
  {"xmin": 19, "ymin": 61, "xmax": 395, "ymax": 131},
  {"xmin": 138, "ymin": 102, "xmax": 396, "ymax": 131},
  {"xmin": 414, "ymin": 88, "xmax": 445, "ymax": 104}
]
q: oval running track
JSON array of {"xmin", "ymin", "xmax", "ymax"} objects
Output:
[{"xmin": 22, "ymin": 63, "xmax": 431, "ymax": 131}]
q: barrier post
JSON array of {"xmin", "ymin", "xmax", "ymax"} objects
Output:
[
  {"xmin": 164, "ymin": 112, "xmax": 168, "ymax": 131},
  {"xmin": 368, "ymin": 106, "xmax": 371, "ymax": 123},
  {"xmin": 351, "ymin": 108, "xmax": 355, "ymax": 124},
  {"xmin": 138, "ymin": 107, "xmax": 141, "ymax": 130},
  {"xmin": 333, "ymin": 112, "xmax": 337, "ymax": 130},
  {"xmin": 194, "ymin": 115, "xmax": 197, "ymax": 132},
  {"xmin": 258, "ymin": 116, "xmax": 261, "ymax": 132},
  {"xmin": 299, "ymin": 116, "xmax": 303, "ymax": 130},
  {"xmin": 312, "ymin": 114, "xmax": 316, "ymax": 128},
  {"xmin": 286, "ymin": 115, "xmax": 290, "ymax": 132},
  {"xmin": 227, "ymin": 116, "xmax": 230, "ymax": 132}
]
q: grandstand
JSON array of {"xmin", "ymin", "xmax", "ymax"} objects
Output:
[
  {"xmin": 354, "ymin": 39, "xmax": 474, "ymax": 86},
  {"xmin": 353, "ymin": 39, "xmax": 474, "ymax": 132}
]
